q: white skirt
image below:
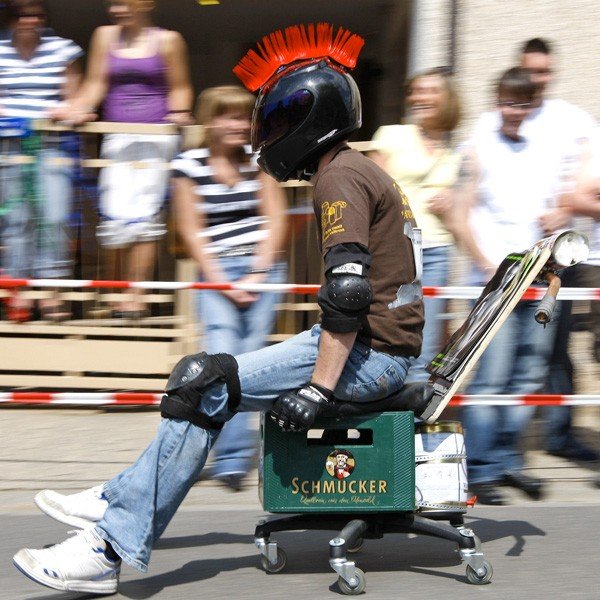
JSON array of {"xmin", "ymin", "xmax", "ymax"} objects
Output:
[{"xmin": 97, "ymin": 133, "xmax": 180, "ymax": 248}]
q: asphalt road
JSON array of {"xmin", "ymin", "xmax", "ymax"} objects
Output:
[{"xmin": 3, "ymin": 505, "xmax": 599, "ymax": 600}]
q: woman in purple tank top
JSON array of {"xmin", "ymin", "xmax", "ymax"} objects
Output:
[{"xmin": 53, "ymin": 0, "xmax": 193, "ymax": 317}]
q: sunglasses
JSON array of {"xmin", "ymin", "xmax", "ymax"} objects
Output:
[{"xmin": 497, "ymin": 100, "xmax": 531, "ymax": 109}]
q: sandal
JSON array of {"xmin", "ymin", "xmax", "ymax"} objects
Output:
[
  {"xmin": 111, "ymin": 301, "xmax": 150, "ymax": 320},
  {"xmin": 111, "ymin": 309, "xmax": 150, "ymax": 320},
  {"xmin": 39, "ymin": 299, "xmax": 71, "ymax": 323},
  {"xmin": 3, "ymin": 294, "xmax": 33, "ymax": 323}
]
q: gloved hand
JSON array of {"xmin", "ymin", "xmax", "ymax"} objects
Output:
[{"xmin": 270, "ymin": 383, "xmax": 334, "ymax": 432}]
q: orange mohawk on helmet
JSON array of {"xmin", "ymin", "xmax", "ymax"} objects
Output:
[{"xmin": 233, "ymin": 23, "xmax": 365, "ymax": 92}]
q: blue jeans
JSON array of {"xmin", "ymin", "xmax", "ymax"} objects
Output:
[
  {"xmin": 196, "ymin": 255, "xmax": 287, "ymax": 477},
  {"xmin": 461, "ymin": 301, "xmax": 555, "ymax": 484},
  {"xmin": 405, "ymin": 245, "xmax": 451, "ymax": 383},
  {"xmin": 0, "ymin": 144, "xmax": 73, "ymax": 278},
  {"xmin": 541, "ymin": 264, "xmax": 600, "ymax": 452},
  {"xmin": 95, "ymin": 325, "xmax": 411, "ymax": 572},
  {"xmin": 541, "ymin": 299, "xmax": 571, "ymax": 451}
]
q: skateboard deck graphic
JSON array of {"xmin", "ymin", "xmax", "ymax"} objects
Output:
[{"xmin": 420, "ymin": 236, "xmax": 556, "ymax": 423}]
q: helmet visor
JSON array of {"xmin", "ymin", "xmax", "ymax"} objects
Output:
[{"xmin": 252, "ymin": 88, "xmax": 314, "ymax": 151}]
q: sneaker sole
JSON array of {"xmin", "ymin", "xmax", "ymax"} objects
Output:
[
  {"xmin": 34, "ymin": 492, "xmax": 96, "ymax": 529},
  {"xmin": 13, "ymin": 554, "xmax": 118, "ymax": 595}
]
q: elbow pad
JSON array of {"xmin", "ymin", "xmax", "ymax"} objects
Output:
[{"xmin": 318, "ymin": 266, "xmax": 373, "ymax": 333}]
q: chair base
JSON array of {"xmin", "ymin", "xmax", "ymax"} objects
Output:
[{"xmin": 254, "ymin": 510, "xmax": 493, "ymax": 594}]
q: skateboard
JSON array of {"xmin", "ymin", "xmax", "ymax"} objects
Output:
[{"xmin": 420, "ymin": 230, "xmax": 588, "ymax": 423}]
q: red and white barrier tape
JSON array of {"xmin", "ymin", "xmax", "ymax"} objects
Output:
[
  {"xmin": 0, "ymin": 392, "xmax": 598, "ymax": 407},
  {"xmin": 450, "ymin": 394, "xmax": 600, "ymax": 407},
  {"xmin": 0, "ymin": 392, "xmax": 162, "ymax": 406},
  {"xmin": 0, "ymin": 278, "xmax": 599, "ymax": 300}
]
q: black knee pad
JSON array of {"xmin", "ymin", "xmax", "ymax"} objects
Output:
[{"xmin": 160, "ymin": 352, "xmax": 241, "ymax": 430}]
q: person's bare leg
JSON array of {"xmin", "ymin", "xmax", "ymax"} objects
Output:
[
  {"xmin": 38, "ymin": 289, "xmax": 71, "ymax": 322},
  {"xmin": 102, "ymin": 247, "xmax": 123, "ymax": 316},
  {"xmin": 123, "ymin": 242, "xmax": 156, "ymax": 315}
]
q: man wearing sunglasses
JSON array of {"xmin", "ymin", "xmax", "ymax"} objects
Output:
[{"xmin": 452, "ymin": 67, "xmax": 571, "ymax": 505}]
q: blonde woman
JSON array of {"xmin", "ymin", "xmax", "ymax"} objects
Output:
[
  {"xmin": 171, "ymin": 86, "xmax": 288, "ymax": 490},
  {"xmin": 371, "ymin": 67, "xmax": 462, "ymax": 381}
]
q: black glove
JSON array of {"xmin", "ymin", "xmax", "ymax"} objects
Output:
[{"xmin": 270, "ymin": 383, "xmax": 334, "ymax": 432}]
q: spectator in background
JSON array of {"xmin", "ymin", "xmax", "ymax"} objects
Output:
[
  {"xmin": 521, "ymin": 38, "xmax": 598, "ymax": 462},
  {"xmin": 454, "ymin": 68, "xmax": 567, "ymax": 505},
  {"xmin": 520, "ymin": 37, "xmax": 594, "ymax": 141},
  {"xmin": 0, "ymin": 0, "xmax": 83, "ymax": 321},
  {"xmin": 574, "ymin": 129, "xmax": 600, "ymax": 362},
  {"xmin": 370, "ymin": 67, "xmax": 462, "ymax": 382},
  {"xmin": 544, "ymin": 128, "xmax": 600, "ymax": 464},
  {"xmin": 53, "ymin": 0, "xmax": 193, "ymax": 318},
  {"xmin": 473, "ymin": 38, "xmax": 595, "ymax": 158},
  {"xmin": 0, "ymin": 3, "xmax": 10, "ymax": 40},
  {"xmin": 171, "ymin": 86, "xmax": 288, "ymax": 491},
  {"xmin": 471, "ymin": 37, "xmax": 598, "ymax": 467}
]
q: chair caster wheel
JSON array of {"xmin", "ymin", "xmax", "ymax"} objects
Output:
[
  {"xmin": 260, "ymin": 547, "xmax": 287, "ymax": 573},
  {"xmin": 338, "ymin": 567, "xmax": 366, "ymax": 595},
  {"xmin": 466, "ymin": 559, "xmax": 493, "ymax": 584},
  {"xmin": 347, "ymin": 537, "xmax": 363, "ymax": 553}
]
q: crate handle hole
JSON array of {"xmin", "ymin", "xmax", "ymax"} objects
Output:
[{"xmin": 306, "ymin": 428, "xmax": 373, "ymax": 445}]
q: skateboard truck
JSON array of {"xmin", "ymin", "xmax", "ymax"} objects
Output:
[{"xmin": 535, "ymin": 271, "xmax": 561, "ymax": 325}]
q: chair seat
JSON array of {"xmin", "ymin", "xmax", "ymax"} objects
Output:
[{"xmin": 324, "ymin": 382, "xmax": 434, "ymax": 418}]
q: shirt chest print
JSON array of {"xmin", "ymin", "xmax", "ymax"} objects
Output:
[
  {"xmin": 321, "ymin": 200, "xmax": 347, "ymax": 242},
  {"xmin": 394, "ymin": 182, "xmax": 414, "ymax": 221}
]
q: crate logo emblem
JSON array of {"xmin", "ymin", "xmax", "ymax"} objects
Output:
[{"xmin": 325, "ymin": 449, "xmax": 355, "ymax": 480}]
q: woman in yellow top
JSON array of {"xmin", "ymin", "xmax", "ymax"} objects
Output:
[{"xmin": 371, "ymin": 67, "xmax": 462, "ymax": 382}]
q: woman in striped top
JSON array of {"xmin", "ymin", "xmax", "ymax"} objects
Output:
[
  {"xmin": 0, "ymin": 0, "xmax": 83, "ymax": 321},
  {"xmin": 171, "ymin": 86, "xmax": 288, "ymax": 490}
]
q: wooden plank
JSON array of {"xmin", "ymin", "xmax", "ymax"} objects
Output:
[
  {"xmin": 32, "ymin": 120, "xmax": 373, "ymax": 148},
  {"xmin": 0, "ymin": 155, "xmax": 36, "ymax": 165},
  {"xmin": 0, "ymin": 291, "xmax": 172, "ymax": 303},
  {"xmin": 275, "ymin": 302, "xmax": 319, "ymax": 311},
  {"xmin": 350, "ymin": 140, "xmax": 375, "ymax": 152},
  {"xmin": 0, "ymin": 338, "xmax": 177, "ymax": 373},
  {"xmin": 32, "ymin": 119, "xmax": 179, "ymax": 135},
  {"xmin": 0, "ymin": 323, "xmax": 187, "ymax": 338},
  {"xmin": 74, "ymin": 315, "xmax": 185, "ymax": 327},
  {"xmin": 96, "ymin": 293, "xmax": 174, "ymax": 303},
  {"xmin": 0, "ymin": 374, "xmax": 167, "ymax": 390},
  {"xmin": 81, "ymin": 158, "xmax": 172, "ymax": 169}
]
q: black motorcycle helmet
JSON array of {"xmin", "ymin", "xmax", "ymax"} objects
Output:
[{"xmin": 251, "ymin": 58, "xmax": 362, "ymax": 182}]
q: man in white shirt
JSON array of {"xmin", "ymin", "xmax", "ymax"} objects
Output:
[
  {"xmin": 454, "ymin": 67, "xmax": 569, "ymax": 505},
  {"xmin": 578, "ymin": 131, "xmax": 600, "ymax": 490},
  {"xmin": 521, "ymin": 38, "xmax": 598, "ymax": 462},
  {"xmin": 473, "ymin": 38, "xmax": 595, "ymax": 165},
  {"xmin": 471, "ymin": 38, "xmax": 597, "ymax": 465},
  {"xmin": 547, "ymin": 128, "xmax": 600, "ymax": 464}
]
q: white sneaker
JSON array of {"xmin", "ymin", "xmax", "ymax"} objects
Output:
[
  {"xmin": 34, "ymin": 484, "xmax": 108, "ymax": 529},
  {"xmin": 13, "ymin": 528, "xmax": 120, "ymax": 594}
]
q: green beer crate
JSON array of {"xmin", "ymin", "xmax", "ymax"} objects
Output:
[{"xmin": 259, "ymin": 411, "xmax": 415, "ymax": 513}]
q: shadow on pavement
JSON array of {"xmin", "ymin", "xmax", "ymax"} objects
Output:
[
  {"xmin": 154, "ymin": 531, "xmax": 251, "ymax": 550},
  {"xmin": 115, "ymin": 514, "xmax": 547, "ymax": 597},
  {"xmin": 119, "ymin": 555, "xmax": 259, "ymax": 599},
  {"xmin": 465, "ymin": 515, "xmax": 546, "ymax": 556}
]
